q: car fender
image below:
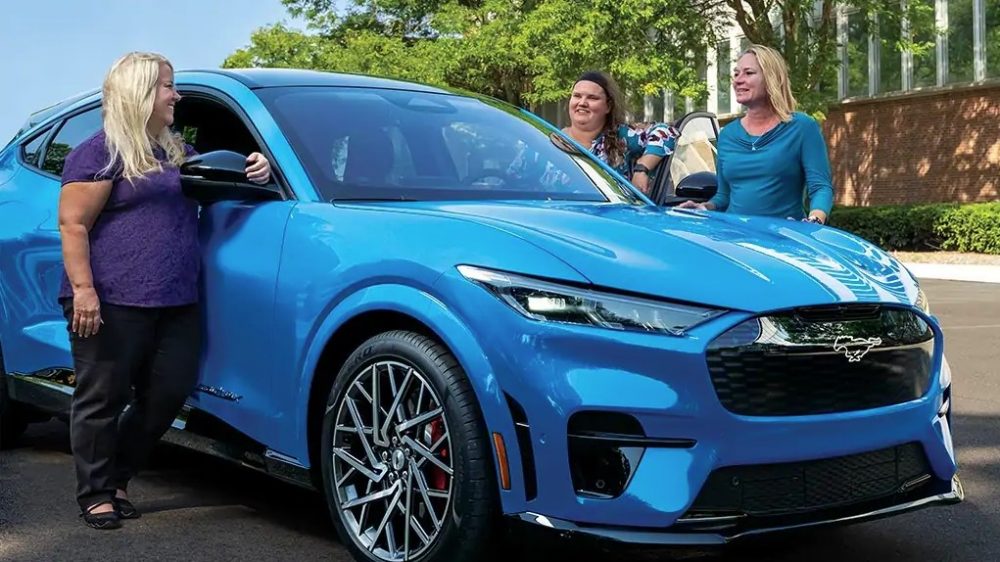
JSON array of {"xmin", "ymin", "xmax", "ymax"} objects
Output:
[{"xmin": 294, "ymin": 283, "xmax": 520, "ymax": 491}]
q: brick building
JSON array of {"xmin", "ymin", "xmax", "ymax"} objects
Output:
[{"xmin": 822, "ymin": 83, "xmax": 1000, "ymax": 206}]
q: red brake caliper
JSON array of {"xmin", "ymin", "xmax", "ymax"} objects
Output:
[{"xmin": 425, "ymin": 419, "xmax": 448, "ymax": 490}]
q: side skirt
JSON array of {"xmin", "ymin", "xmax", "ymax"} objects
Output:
[{"xmin": 6, "ymin": 369, "xmax": 316, "ymax": 491}]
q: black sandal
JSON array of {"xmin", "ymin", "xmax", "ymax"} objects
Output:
[
  {"xmin": 114, "ymin": 497, "xmax": 141, "ymax": 519},
  {"xmin": 81, "ymin": 502, "xmax": 122, "ymax": 530}
]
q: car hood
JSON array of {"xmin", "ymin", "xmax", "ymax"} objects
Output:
[{"xmin": 376, "ymin": 201, "xmax": 919, "ymax": 313}]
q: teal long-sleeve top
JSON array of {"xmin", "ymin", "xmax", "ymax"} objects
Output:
[{"xmin": 708, "ymin": 112, "xmax": 834, "ymax": 220}]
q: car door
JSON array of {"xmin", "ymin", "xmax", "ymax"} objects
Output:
[
  {"xmin": 0, "ymin": 105, "xmax": 102, "ymax": 385},
  {"xmin": 172, "ymin": 88, "xmax": 296, "ymax": 446},
  {"xmin": 650, "ymin": 111, "xmax": 721, "ymax": 206}
]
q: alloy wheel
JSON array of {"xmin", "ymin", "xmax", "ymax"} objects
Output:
[{"xmin": 330, "ymin": 359, "xmax": 454, "ymax": 561}]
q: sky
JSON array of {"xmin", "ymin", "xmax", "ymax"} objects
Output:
[{"xmin": 0, "ymin": 0, "xmax": 307, "ymax": 142}]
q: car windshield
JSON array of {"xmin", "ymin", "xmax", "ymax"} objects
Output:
[{"xmin": 256, "ymin": 86, "xmax": 641, "ymax": 203}]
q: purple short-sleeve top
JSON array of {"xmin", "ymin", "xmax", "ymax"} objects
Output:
[{"xmin": 59, "ymin": 130, "xmax": 200, "ymax": 307}]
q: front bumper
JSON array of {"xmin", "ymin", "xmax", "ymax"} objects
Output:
[
  {"xmin": 510, "ymin": 474, "xmax": 964, "ymax": 546},
  {"xmin": 437, "ymin": 269, "xmax": 958, "ymax": 528}
]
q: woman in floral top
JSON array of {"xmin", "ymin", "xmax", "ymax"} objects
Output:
[{"xmin": 563, "ymin": 71, "xmax": 678, "ymax": 194}]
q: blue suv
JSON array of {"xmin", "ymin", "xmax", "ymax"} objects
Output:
[{"xmin": 0, "ymin": 69, "xmax": 961, "ymax": 562}]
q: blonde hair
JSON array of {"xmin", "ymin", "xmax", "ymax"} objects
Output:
[
  {"xmin": 741, "ymin": 45, "xmax": 797, "ymax": 122},
  {"xmin": 101, "ymin": 52, "xmax": 186, "ymax": 182}
]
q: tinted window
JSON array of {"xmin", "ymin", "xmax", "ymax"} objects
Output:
[
  {"xmin": 173, "ymin": 95, "xmax": 261, "ymax": 157},
  {"xmin": 20, "ymin": 128, "xmax": 50, "ymax": 167},
  {"xmin": 257, "ymin": 87, "xmax": 640, "ymax": 203},
  {"xmin": 41, "ymin": 108, "xmax": 102, "ymax": 176}
]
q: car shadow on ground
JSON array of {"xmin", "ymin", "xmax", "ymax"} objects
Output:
[{"xmin": 2, "ymin": 409, "xmax": 995, "ymax": 562}]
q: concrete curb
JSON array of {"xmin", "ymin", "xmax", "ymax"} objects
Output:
[{"xmin": 902, "ymin": 262, "xmax": 1000, "ymax": 284}]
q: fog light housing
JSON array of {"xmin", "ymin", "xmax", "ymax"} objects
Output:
[{"xmin": 567, "ymin": 412, "xmax": 645, "ymax": 499}]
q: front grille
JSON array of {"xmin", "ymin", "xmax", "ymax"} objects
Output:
[
  {"xmin": 685, "ymin": 443, "xmax": 931, "ymax": 517},
  {"xmin": 707, "ymin": 306, "xmax": 934, "ymax": 416}
]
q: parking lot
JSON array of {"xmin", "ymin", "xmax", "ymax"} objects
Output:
[{"xmin": 1, "ymin": 279, "xmax": 997, "ymax": 562}]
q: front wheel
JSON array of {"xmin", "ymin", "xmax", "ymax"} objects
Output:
[{"xmin": 321, "ymin": 330, "xmax": 497, "ymax": 562}]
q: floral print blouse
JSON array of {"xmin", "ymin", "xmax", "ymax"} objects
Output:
[
  {"xmin": 507, "ymin": 121, "xmax": 679, "ymax": 189},
  {"xmin": 593, "ymin": 122, "xmax": 679, "ymax": 177}
]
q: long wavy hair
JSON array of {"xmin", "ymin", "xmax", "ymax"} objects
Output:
[
  {"xmin": 573, "ymin": 71, "xmax": 628, "ymax": 169},
  {"xmin": 100, "ymin": 52, "xmax": 186, "ymax": 182},
  {"xmin": 741, "ymin": 45, "xmax": 797, "ymax": 122}
]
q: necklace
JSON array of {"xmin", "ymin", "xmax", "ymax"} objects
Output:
[{"xmin": 744, "ymin": 118, "xmax": 779, "ymax": 151}]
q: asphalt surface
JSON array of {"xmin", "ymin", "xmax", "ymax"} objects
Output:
[{"xmin": 1, "ymin": 279, "xmax": 996, "ymax": 562}]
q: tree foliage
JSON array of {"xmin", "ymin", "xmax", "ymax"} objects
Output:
[
  {"xmin": 225, "ymin": 0, "xmax": 727, "ymax": 109},
  {"xmin": 227, "ymin": 0, "xmax": 959, "ymax": 117}
]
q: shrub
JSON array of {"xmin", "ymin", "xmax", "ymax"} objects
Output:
[
  {"xmin": 829, "ymin": 202, "xmax": 1000, "ymax": 255},
  {"xmin": 935, "ymin": 202, "xmax": 1000, "ymax": 254}
]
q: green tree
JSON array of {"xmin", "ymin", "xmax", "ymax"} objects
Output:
[{"xmin": 225, "ymin": 0, "xmax": 727, "ymax": 110}]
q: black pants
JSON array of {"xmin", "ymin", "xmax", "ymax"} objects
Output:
[{"xmin": 62, "ymin": 300, "xmax": 201, "ymax": 511}]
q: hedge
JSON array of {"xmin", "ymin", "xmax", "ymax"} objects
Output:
[{"xmin": 830, "ymin": 202, "xmax": 1000, "ymax": 255}]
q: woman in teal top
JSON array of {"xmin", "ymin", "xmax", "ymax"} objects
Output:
[{"xmin": 681, "ymin": 45, "xmax": 834, "ymax": 224}]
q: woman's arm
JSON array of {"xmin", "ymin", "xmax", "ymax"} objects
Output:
[
  {"xmin": 58, "ymin": 180, "xmax": 113, "ymax": 337},
  {"xmin": 801, "ymin": 117, "xmax": 834, "ymax": 223},
  {"xmin": 624, "ymin": 123, "xmax": 678, "ymax": 193}
]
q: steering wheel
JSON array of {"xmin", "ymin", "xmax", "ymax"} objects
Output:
[{"xmin": 465, "ymin": 169, "xmax": 508, "ymax": 188}]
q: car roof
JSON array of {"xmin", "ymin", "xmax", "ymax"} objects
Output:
[
  {"xmin": 186, "ymin": 68, "xmax": 454, "ymax": 95},
  {"xmin": 5, "ymin": 68, "xmax": 474, "ymax": 148}
]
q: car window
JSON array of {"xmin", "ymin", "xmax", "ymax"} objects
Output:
[
  {"xmin": 440, "ymin": 121, "xmax": 545, "ymax": 188},
  {"xmin": 173, "ymin": 94, "xmax": 261, "ymax": 158},
  {"xmin": 20, "ymin": 128, "xmax": 50, "ymax": 167},
  {"xmin": 257, "ymin": 87, "xmax": 641, "ymax": 203},
  {"xmin": 41, "ymin": 107, "xmax": 103, "ymax": 176},
  {"xmin": 669, "ymin": 115, "xmax": 718, "ymax": 188}
]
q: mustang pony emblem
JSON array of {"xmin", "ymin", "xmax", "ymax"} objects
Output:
[{"xmin": 833, "ymin": 336, "xmax": 883, "ymax": 362}]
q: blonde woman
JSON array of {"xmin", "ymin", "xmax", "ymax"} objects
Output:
[
  {"xmin": 57, "ymin": 52, "xmax": 270, "ymax": 529},
  {"xmin": 680, "ymin": 45, "xmax": 833, "ymax": 223}
]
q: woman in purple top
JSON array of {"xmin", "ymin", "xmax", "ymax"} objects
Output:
[{"xmin": 57, "ymin": 52, "xmax": 271, "ymax": 530}]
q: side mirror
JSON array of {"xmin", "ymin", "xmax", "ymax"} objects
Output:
[
  {"xmin": 180, "ymin": 150, "xmax": 281, "ymax": 204},
  {"xmin": 674, "ymin": 171, "xmax": 717, "ymax": 202}
]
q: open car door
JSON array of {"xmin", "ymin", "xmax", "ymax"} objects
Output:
[{"xmin": 650, "ymin": 111, "xmax": 720, "ymax": 206}]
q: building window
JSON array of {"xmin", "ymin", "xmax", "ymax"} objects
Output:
[
  {"xmin": 716, "ymin": 41, "xmax": 732, "ymax": 113},
  {"xmin": 879, "ymin": 15, "xmax": 904, "ymax": 92},
  {"xmin": 948, "ymin": 0, "xmax": 975, "ymax": 82},
  {"xmin": 911, "ymin": 0, "xmax": 938, "ymax": 87},
  {"xmin": 988, "ymin": 0, "xmax": 1000, "ymax": 77},
  {"xmin": 847, "ymin": 11, "xmax": 871, "ymax": 96}
]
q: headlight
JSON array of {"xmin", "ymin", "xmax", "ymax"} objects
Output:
[
  {"xmin": 914, "ymin": 287, "xmax": 931, "ymax": 314},
  {"xmin": 457, "ymin": 265, "xmax": 725, "ymax": 336}
]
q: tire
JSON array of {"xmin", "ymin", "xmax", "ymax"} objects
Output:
[
  {"xmin": 0, "ymin": 348, "xmax": 28, "ymax": 449},
  {"xmin": 321, "ymin": 330, "xmax": 497, "ymax": 562}
]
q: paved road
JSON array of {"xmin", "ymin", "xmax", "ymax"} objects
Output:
[{"xmin": 1, "ymin": 279, "xmax": 997, "ymax": 562}]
